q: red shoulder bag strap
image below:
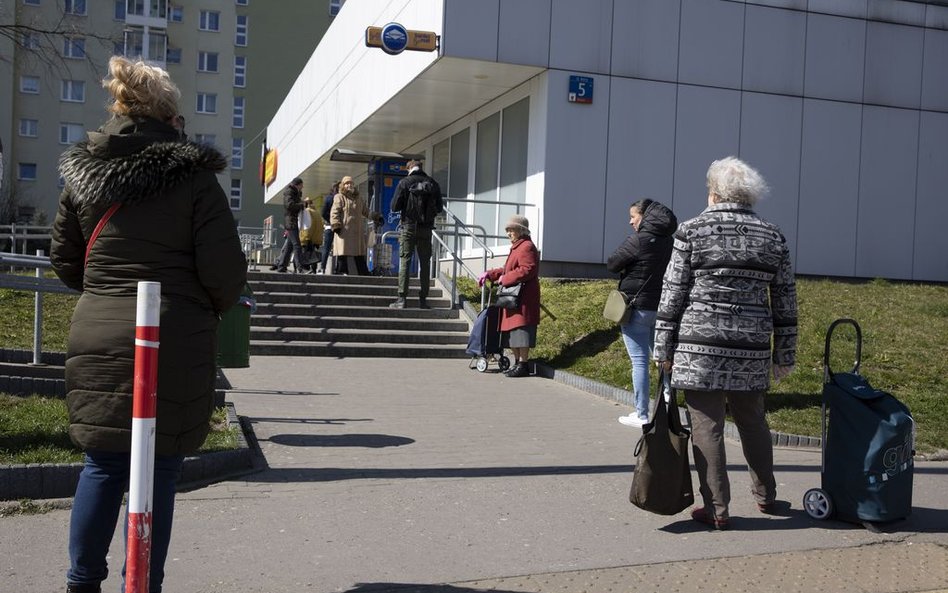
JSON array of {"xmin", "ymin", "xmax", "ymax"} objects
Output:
[{"xmin": 84, "ymin": 203, "xmax": 122, "ymax": 267}]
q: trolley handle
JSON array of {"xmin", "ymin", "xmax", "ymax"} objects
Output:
[{"xmin": 823, "ymin": 318, "xmax": 862, "ymax": 382}]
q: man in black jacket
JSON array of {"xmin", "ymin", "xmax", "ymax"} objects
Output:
[
  {"xmin": 389, "ymin": 160, "xmax": 443, "ymax": 309},
  {"xmin": 271, "ymin": 177, "xmax": 304, "ymax": 273}
]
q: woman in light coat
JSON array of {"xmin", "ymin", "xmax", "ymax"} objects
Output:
[
  {"xmin": 299, "ymin": 196, "xmax": 323, "ymax": 273},
  {"xmin": 654, "ymin": 156, "xmax": 797, "ymax": 530},
  {"xmin": 330, "ymin": 175, "xmax": 370, "ymax": 275}
]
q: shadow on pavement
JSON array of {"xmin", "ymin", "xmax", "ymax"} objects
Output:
[
  {"xmin": 247, "ymin": 417, "xmax": 373, "ymax": 425},
  {"xmin": 266, "ymin": 433, "xmax": 415, "ymax": 448},
  {"xmin": 659, "ymin": 506, "xmax": 947, "ymax": 534},
  {"xmin": 344, "ymin": 584, "xmax": 519, "ymax": 593},
  {"xmin": 225, "ymin": 388, "xmax": 339, "ymax": 396}
]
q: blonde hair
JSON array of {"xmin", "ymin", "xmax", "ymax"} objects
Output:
[{"xmin": 103, "ymin": 56, "xmax": 180, "ymax": 121}]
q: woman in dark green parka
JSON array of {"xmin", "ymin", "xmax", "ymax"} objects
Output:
[{"xmin": 51, "ymin": 56, "xmax": 246, "ymax": 593}]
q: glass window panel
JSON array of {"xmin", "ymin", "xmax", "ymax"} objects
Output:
[
  {"xmin": 432, "ymin": 138, "xmax": 449, "ymax": 201},
  {"xmin": 234, "ymin": 55, "xmax": 246, "ymax": 87},
  {"xmin": 124, "ymin": 27, "xmax": 144, "ymax": 58},
  {"xmin": 169, "ymin": 4, "xmax": 182, "ymax": 21},
  {"xmin": 448, "ymin": 128, "xmax": 469, "ymax": 222},
  {"xmin": 474, "ymin": 113, "xmax": 500, "ymax": 246},
  {"xmin": 148, "ymin": 31, "xmax": 166, "ymax": 61},
  {"xmin": 60, "ymin": 122, "xmax": 84, "ymax": 144},
  {"xmin": 126, "ymin": 0, "xmax": 144, "ymax": 16},
  {"xmin": 232, "ymin": 138, "xmax": 243, "ymax": 169},
  {"xmin": 19, "ymin": 119, "xmax": 39, "ymax": 137},
  {"xmin": 114, "ymin": 1, "xmax": 125, "ymax": 19},
  {"xmin": 18, "ymin": 163, "xmax": 38, "ymax": 180},
  {"xmin": 20, "ymin": 76, "xmax": 40, "ymax": 93},
  {"xmin": 498, "ymin": 97, "xmax": 530, "ymax": 236},
  {"xmin": 151, "ymin": 0, "xmax": 166, "ymax": 18}
]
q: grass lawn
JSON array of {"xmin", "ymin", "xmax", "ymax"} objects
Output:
[
  {"xmin": 0, "ymin": 396, "xmax": 239, "ymax": 464},
  {"xmin": 459, "ymin": 276, "xmax": 948, "ymax": 455},
  {"xmin": 0, "ymin": 283, "xmax": 76, "ymax": 352}
]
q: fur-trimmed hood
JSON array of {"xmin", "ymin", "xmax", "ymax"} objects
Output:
[{"xmin": 59, "ymin": 115, "xmax": 227, "ymax": 206}]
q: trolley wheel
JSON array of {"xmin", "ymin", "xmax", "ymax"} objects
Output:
[
  {"xmin": 498, "ymin": 356, "xmax": 511, "ymax": 372},
  {"xmin": 803, "ymin": 488, "xmax": 834, "ymax": 520},
  {"xmin": 475, "ymin": 357, "xmax": 489, "ymax": 372}
]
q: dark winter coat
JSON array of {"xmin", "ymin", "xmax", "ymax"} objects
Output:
[
  {"xmin": 51, "ymin": 115, "xmax": 247, "ymax": 456},
  {"xmin": 486, "ymin": 237, "xmax": 541, "ymax": 332},
  {"xmin": 390, "ymin": 168, "xmax": 444, "ymax": 228},
  {"xmin": 282, "ymin": 183, "xmax": 303, "ymax": 230},
  {"xmin": 605, "ymin": 201, "xmax": 677, "ymax": 311},
  {"xmin": 653, "ymin": 202, "xmax": 797, "ymax": 392}
]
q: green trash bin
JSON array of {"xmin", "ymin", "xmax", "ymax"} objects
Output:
[{"xmin": 217, "ymin": 284, "xmax": 255, "ymax": 368}]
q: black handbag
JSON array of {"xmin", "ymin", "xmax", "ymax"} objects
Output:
[
  {"xmin": 629, "ymin": 373, "xmax": 694, "ymax": 515},
  {"xmin": 494, "ymin": 283, "xmax": 522, "ymax": 309}
]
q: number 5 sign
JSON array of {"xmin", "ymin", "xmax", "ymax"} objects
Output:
[{"xmin": 568, "ymin": 75, "xmax": 594, "ymax": 104}]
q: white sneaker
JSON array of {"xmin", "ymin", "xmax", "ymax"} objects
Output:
[{"xmin": 618, "ymin": 414, "xmax": 648, "ymax": 427}]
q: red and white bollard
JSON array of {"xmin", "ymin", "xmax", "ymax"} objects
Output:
[{"xmin": 126, "ymin": 281, "xmax": 161, "ymax": 593}]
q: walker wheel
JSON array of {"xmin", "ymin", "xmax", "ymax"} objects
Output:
[
  {"xmin": 498, "ymin": 356, "xmax": 511, "ymax": 371},
  {"xmin": 475, "ymin": 357, "xmax": 489, "ymax": 372},
  {"xmin": 803, "ymin": 488, "xmax": 834, "ymax": 520}
]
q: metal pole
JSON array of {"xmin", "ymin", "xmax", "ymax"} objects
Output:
[
  {"xmin": 126, "ymin": 281, "xmax": 161, "ymax": 593},
  {"xmin": 452, "ymin": 218, "xmax": 459, "ymax": 308},
  {"xmin": 11, "ymin": 222, "xmax": 16, "ymax": 254},
  {"xmin": 32, "ymin": 249, "xmax": 44, "ymax": 365}
]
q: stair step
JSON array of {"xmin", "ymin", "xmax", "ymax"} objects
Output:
[
  {"xmin": 253, "ymin": 303, "xmax": 460, "ymax": 319},
  {"xmin": 250, "ymin": 327, "xmax": 469, "ymax": 345},
  {"xmin": 251, "ymin": 314, "xmax": 469, "ymax": 332},
  {"xmin": 246, "ymin": 271, "xmax": 430, "ymax": 286},
  {"xmin": 249, "ymin": 341, "xmax": 469, "ymax": 358},
  {"xmin": 252, "ymin": 292, "xmax": 452, "ymax": 308},
  {"xmin": 248, "ymin": 280, "xmax": 442, "ymax": 297}
]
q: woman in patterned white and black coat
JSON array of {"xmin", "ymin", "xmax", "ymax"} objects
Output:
[{"xmin": 654, "ymin": 156, "xmax": 797, "ymax": 531}]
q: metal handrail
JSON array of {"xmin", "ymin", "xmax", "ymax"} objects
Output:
[{"xmin": 0, "ymin": 250, "xmax": 72, "ymax": 365}]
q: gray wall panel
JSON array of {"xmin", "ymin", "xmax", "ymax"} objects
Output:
[
  {"xmin": 914, "ymin": 111, "xmax": 948, "ymax": 281},
  {"xmin": 743, "ymin": 5, "xmax": 806, "ymax": 95},
  {"xmin": 739, "ymin": 93, "xmax": 803, "ymax": 264},
  {"xmin": 673, "ymin": 85, "xmax": 741, "ymax": 218},
  {"xmin": 498, "ymin": 0, "xmax": 551, "ymax": 67},
  {"xmin": 804, "ymin": 13, "xmax": 867, "ymax": 102},
  {"xmin": 611, "ymin": 0, "xmax": 680, "ymax": 81},
  {"xmin": 442, "ymin": 0, "xmax": 499, "ymax": 61},
  {"xmin": 809, "ymin": 0, "xmax": 868, "ymax": 18},
  {"xmin": 864, "ymin": 21, "xmax": 924, "ymax": 109},
  {"xmin": 679, "ymin": 0, "xmax": 744, "ymax": 89},
  {"xmin": 542, "ymin": 71, "xmax": 611, "ymax": 262},
  {"xmin": 603, "ymin": 79, "xmax": 677, "ymax": 261},
  {"xmin": 549, "ymin": 0, "xmax": 613, "ymax": 73},
  {"xmin": 856, "ymin": 106, "xmax": 919, "ymax": 279},
  {"xmin": 922, "ymin": 29, "xmax": 948, "ymax": 111},
  {"xmin": 797, "ymin": 100, "xmax": 861, "ymax": 277}
]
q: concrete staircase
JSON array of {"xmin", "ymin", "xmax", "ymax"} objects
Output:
[{"xmin": 247, "ymin": 271, "xmax": 471, "ymax": 358}]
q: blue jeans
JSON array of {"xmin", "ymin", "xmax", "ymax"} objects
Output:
[
  {"xmin": 68, "ymin": 450, "xmax": 184, "ymax": 593},
  {"xmin": 620, "ymin": 309, "xmax": 658, "ymax": 418},
  {"xmin": 276, "ymin": 228, "xmax": 303, "ymax": 271}
]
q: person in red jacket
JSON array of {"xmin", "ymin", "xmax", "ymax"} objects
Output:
[{"xmin": 478, "ymin": 215, "xmax": 541, "ymax": 378}]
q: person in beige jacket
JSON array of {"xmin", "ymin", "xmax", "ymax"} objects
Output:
[{"xmin": 330, "ymin": 175, "xmax": 372, "ymax": 275}]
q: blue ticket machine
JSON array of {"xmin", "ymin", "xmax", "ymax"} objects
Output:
[{"xmin": 368, "ymin": 159, "xmax": 415, "ymax": 276}]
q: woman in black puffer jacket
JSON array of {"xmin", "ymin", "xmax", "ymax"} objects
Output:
[
  {"xmin": 606, "ymin": 199, "xmax": 677, "ymax": 427},
  {"xmin": 51, "ymin": 56, "xmax": 246, "ymax": 593}
]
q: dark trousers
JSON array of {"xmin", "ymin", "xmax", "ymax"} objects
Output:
[
  {"xmin": 684, "ymin": 390, "xmax": 776, "ymax": 520},
  {"xmin": 397, "ymin": 225, "xmax": 432, "ymax": 299},
  {"xmin": 320, "ymin": 227, "xmax": 334, "ymax": 269},
  {"xmin": 276, "ymin": 228, "xmax": 303, "ymax": 271},
  {"xmin": 335, "ymin": 255, "xmax": 370, "ymax": 276}
]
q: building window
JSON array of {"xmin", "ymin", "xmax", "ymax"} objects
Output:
[
  {"xmin": 20, "ymin": 76, "xmax": 40, "ymax": 94},
  {"xmin": 194, "ymin": 134, "xmax": 216, "ymax": 146},
  {"xmin": 232, "ymin": 96, "xmax": 244, "ymax": 128},
  {"xmin": 230, "ymin": 179, "xmax": 242, "ymax": 210},
  {"xmin": 196, "ymin": 93, "xmax": 217, "ymax": 114},
  {"xmin": 150, "ymin": 0, "xmax": 168, "ymax": 19},
  {"xmin": 19, "ymin": 119, "xmax": 39, "ymax": 137},
  {"xmin": 329, "ymin": 0, "xmax": 345, "ymax": 17},
  {"xmin": 197, "ymin": 51, "xmax": 219, "ymax": 72},
  {"xmin": 20, "ymin": 32, "xmax": 41, "ymax": 49},
  {"xmin": 169, "ymin": 4, "xmax": 182, "ymax": 21},
  {"xmin": 166, "ymin": 47, "xmax": 181, "ymax": 63},
  {"xmin": 64, "ymin": 0, "xmax": 86, "ymax": 15},
  {"xmin": 60, "ymin": 122, "xmax": 84, "ymax": 144},
  {"xmin": 114, "ymin": 0, "xmax": 125, "ymax": 19},
  {"xmin": 113, "ymin": 40, "xmax": 125, "ymax": 55},
  {"xmin": 18, "ymin": 163, "xmax": 38, "ymax": 181},
  {"xmin": 148, "ymin": 30, "xmax": 167, "ymax": 60},
  {"xmin": 232, "ymin": 138, "xmax": 244, "ymax": 169},
  {"xmin": 199, "ymin": 10, "xmax": 220, "ymax": 31},
  {"xmin": 24, "ymin": 0, "xmax": 41, "ymax": 5},
  {"xmin": 61, "ymin": 80, "xmax": 85, "ymax": 102},
  {"xmin": 234, "ymin": 55, "xmax": 246, "ymax": 87},
  {"xmin": 124, "ymin": 27, "xmax": 143, "ymax": 58},
  {"xmin": 63, "ymin": 37, "xmax": 85, "ymax": 59},
  {"xmin": 236, "ymin": 0, "xmax": 248, "ymax": 5},
  {"xmin": 126, "ymin": 0, "xmax": 144, "ymax": 15},
  {"xmin": 235, "ymin": 14, "xmax": 248, "ymax": 46}
]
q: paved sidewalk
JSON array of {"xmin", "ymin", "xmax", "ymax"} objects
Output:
[{"xmin": 1, "ymin": 356, "xmax": 946, "ymax": 592}]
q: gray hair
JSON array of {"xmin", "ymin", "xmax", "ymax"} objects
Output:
[{"xmin": 706, "ymin": 156, "xmax": 768, "ymax": 207}]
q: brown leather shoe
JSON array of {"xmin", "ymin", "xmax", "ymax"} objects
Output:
[{"xmin": 691, "ymin": 506, "xmax": 729, "ymax": 530}]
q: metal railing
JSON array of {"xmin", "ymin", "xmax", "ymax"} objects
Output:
[{"xmin": 0, "ymin": 224, "xmax": 53, "ymax": 255}]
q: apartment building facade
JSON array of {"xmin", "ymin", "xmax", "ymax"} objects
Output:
[{"xmin": 0, "ymin": 0, "xmax": 340, "ymax": 227}]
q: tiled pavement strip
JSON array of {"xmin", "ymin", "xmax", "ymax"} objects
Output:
[{"xmin": 1, "ymin": 356, "xmax": 946, "ymax": 592}]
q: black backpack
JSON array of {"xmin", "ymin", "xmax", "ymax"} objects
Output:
[{"xmin": 405, "ymin": 178, "xmax": 439, "ymax": 226}]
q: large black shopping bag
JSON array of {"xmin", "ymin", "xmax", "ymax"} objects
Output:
[{"xmin": 629, "ymin": 374, "xmax": 694, "ymax": 515}]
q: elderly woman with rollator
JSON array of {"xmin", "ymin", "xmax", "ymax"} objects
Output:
[{"xmin": 654, "ymin": 156, "xmax": 797, "ymax": 530}]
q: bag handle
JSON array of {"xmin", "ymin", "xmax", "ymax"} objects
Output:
[
  {"xmin": 823, "ymin": 318, "xmax": 862, "ymax": 382},
  {"xmin": 84, "ymin": 203, "xmax": 122, "ymax": 268}
]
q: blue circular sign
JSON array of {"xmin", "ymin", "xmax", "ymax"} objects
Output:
[{"xmin": 380, "ymin": 22, "xmax": 409, "ymax": 55}]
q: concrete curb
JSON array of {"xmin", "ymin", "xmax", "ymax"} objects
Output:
[{"xmin": 0, "ymin": 402, "xmax": 255, "ymax": 502}]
